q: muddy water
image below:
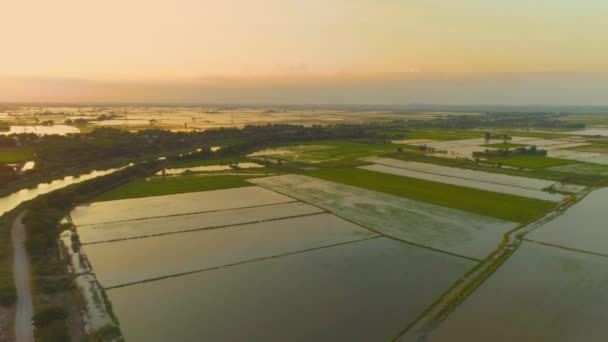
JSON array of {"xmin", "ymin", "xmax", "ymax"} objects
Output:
[{"xmin": 107, "ymin": 237, "xmax": 474, "ymax": 342}]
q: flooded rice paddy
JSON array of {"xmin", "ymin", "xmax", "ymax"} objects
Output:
[
  {"xmin": 84, "ymin": 213, "xmax": 376, "ymax": 288},
  {"xmin": 564, "ymin": 128, "xmax": 608, "ymax": 137},
  {"xmin": 157, "ymin": 162, "xmax": 263, "ymax": 175},
  {"xmin": 106, "ymin": 237, "xmax": 474, "ymax": 342},
  {"xmin": 71, "ymin": 186, "xmax": 293, "ymax": 225},
  {"xmin": 71, "ymin": 181, "xmax": 482, "ymax": 340},
  {"xmin": 526, "ymin": 188, "xmax": 608, "ymax": 255},
  {"xmin": 430, "ymin": 242, "xmax": 608, "ymax": 342},
  {"xmin": 0, "ymin": 125, "xmax": 80, "ymax": 135},
  {"xmin": 548, "ymin": 163, "xmax": 608, "ymax": 176},
  {"xmin": 77, "ymin": 202, "xmax": 323, "ymax": 244},
  {"xmin": 4, "ymin": 106, "xmax": 438, "ymax": 131},
  {"xmin": 362, "ymin": 157, "xmax": 557, "ymax": 190},
  {"xmin": 359, "ymin": 164, "xmax": 563, "ymax": 202},
  {"xmin": 251, "ymin": 174, "xmax": 515, "ymax": 259}
]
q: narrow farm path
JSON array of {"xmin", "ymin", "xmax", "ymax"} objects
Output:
[
  {"xmin": 396, "ymin": 191, "xmax": 591, "ymax": 342},
  {"xmin": 11, "ymin": 211, "xmax": 34, "ymax": 342}
]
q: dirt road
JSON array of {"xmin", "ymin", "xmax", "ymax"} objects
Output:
[{"xmin": 12, "ymin": 211, "xmax": 33, "ymax": 342}]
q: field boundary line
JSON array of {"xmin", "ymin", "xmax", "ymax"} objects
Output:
[
  {"xmin": 524, "ymin": 239, "xmax": 608, "ymax": 259},
  {"xmin": 104, "ymin": 236, "xmax": 383, "ymax": 290},
  {"xmin": 74, "ymin": 200, "xmax": 299, "ymax": 226},
  {"xmin": 81, "ymin": 211, "xmax": 328, "ymax": 245}
]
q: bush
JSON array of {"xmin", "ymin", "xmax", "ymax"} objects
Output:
[
  {"xmin": 90, "ymin": 324, "xmax": 122, "ymax": 341},
  {"xmin": 0, "ymin": 285, "xmax": 16, "ymax": 305},
  {"xmin": 35, "ymin": 319, "xmax": 69, "ymax": 342},
  {"xmin": 32, "ymin": 306, "xmax": 69, "ymax": 327},
  {"xmin": 36, "ymin": 277, "xmax": 75, "ymax": 294}
]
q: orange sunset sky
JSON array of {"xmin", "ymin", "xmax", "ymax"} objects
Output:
[{"xmin": 2, "ymin": 0, "xmax": 607, "ymax": 104}]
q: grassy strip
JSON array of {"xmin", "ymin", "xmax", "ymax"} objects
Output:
[
  {"xmin": 0, "ymin": 147, "xmax": 36, "ymax": 163},
  {"xmin": 94, "ymin": 174, "xmax": 265, "ymax": 202},
  {"xmin": 307, "ymin": 167, "xmax": 555, "ymax": 222},
  {"xmin": 436, "ymin": 247, "xmax": 516, "ymax": 321}
]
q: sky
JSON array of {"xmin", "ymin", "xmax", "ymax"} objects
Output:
[{"xmin": 2, "ymin": 0, "xmax": 608, "ymax": 105}]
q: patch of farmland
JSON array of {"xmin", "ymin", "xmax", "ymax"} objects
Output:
[
  {"xmin": 429, "ymin": 242, "xmax": 608, "ymax": 342},
  {"xmin": 359, "ymin": 164, "xmax": 563, "ymax": 202},
  {"xmin": 526, "ymin": 188, "xmax": 608, "ymax": 255},
  {"xmin": 361, "ymin": 157, "xmax": 556, "ymax": 190},
  {"xmin": 107, "ymin": 237, "xmax": 474, "ymax": 342},
  {"xmin": 84, "ymin": 213, "xmax": 377, "ymax": 288},
  {"xmin": 71, "ymin": 186, "xmax": 294, "ymax": 225},
  {"xmin": 77, "ymin": 202, "xmax": 324, "ymax": 244},
  {"xmin": 250, "ymin": 175, "xmax": 515, "ymax": 259}
]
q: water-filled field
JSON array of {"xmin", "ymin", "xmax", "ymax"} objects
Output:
[
  {"xmin": 359, "ymin": 164, "xmax": 563, "ymax": 202},
  {"xmin": 71, "ymin": 186, "xmax": 294, "ymax": 225},
  {"xmin": 361, "ymin": 157, "xmax": 557, "ymax": 190},
  {"xmin": 0, "ymin": 124, "xmax": 80, "ymax": 135},
  {"xmin": 84, "ymin": 213, "xmax": 376, "ymax": 288},
  {"xmin": 107, "ymin": 237, "xmax": 474, "ymax": 342},
  {"xmin": 251, "ymin": 174, "xmax": 515, "ymax": 259},
  {"xmin": 5, "ymin": 106, "xmax": 439, "ymax": 131},
  {"xmin": 77, "ymin": 202, "xmax": 323, "ymax": 244},
  {"xmin": 158, "ymin": 162, "xmax": 263, "ymax": 175},
  {"xmin": 526, "ymin": 188, "xmax": 608, "ymax": 255},
  {"xmin": 430, "ymin": 242, "xmax": 608, "ymax": 341},
  {"xmin": 564, "ymin": 128, "xmax": 608, "ymax": 137}
]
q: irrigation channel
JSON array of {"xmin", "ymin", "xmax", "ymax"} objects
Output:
[{"xmin": 2, "ymin": 165, "xmax": 129, "ymax": 341}]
